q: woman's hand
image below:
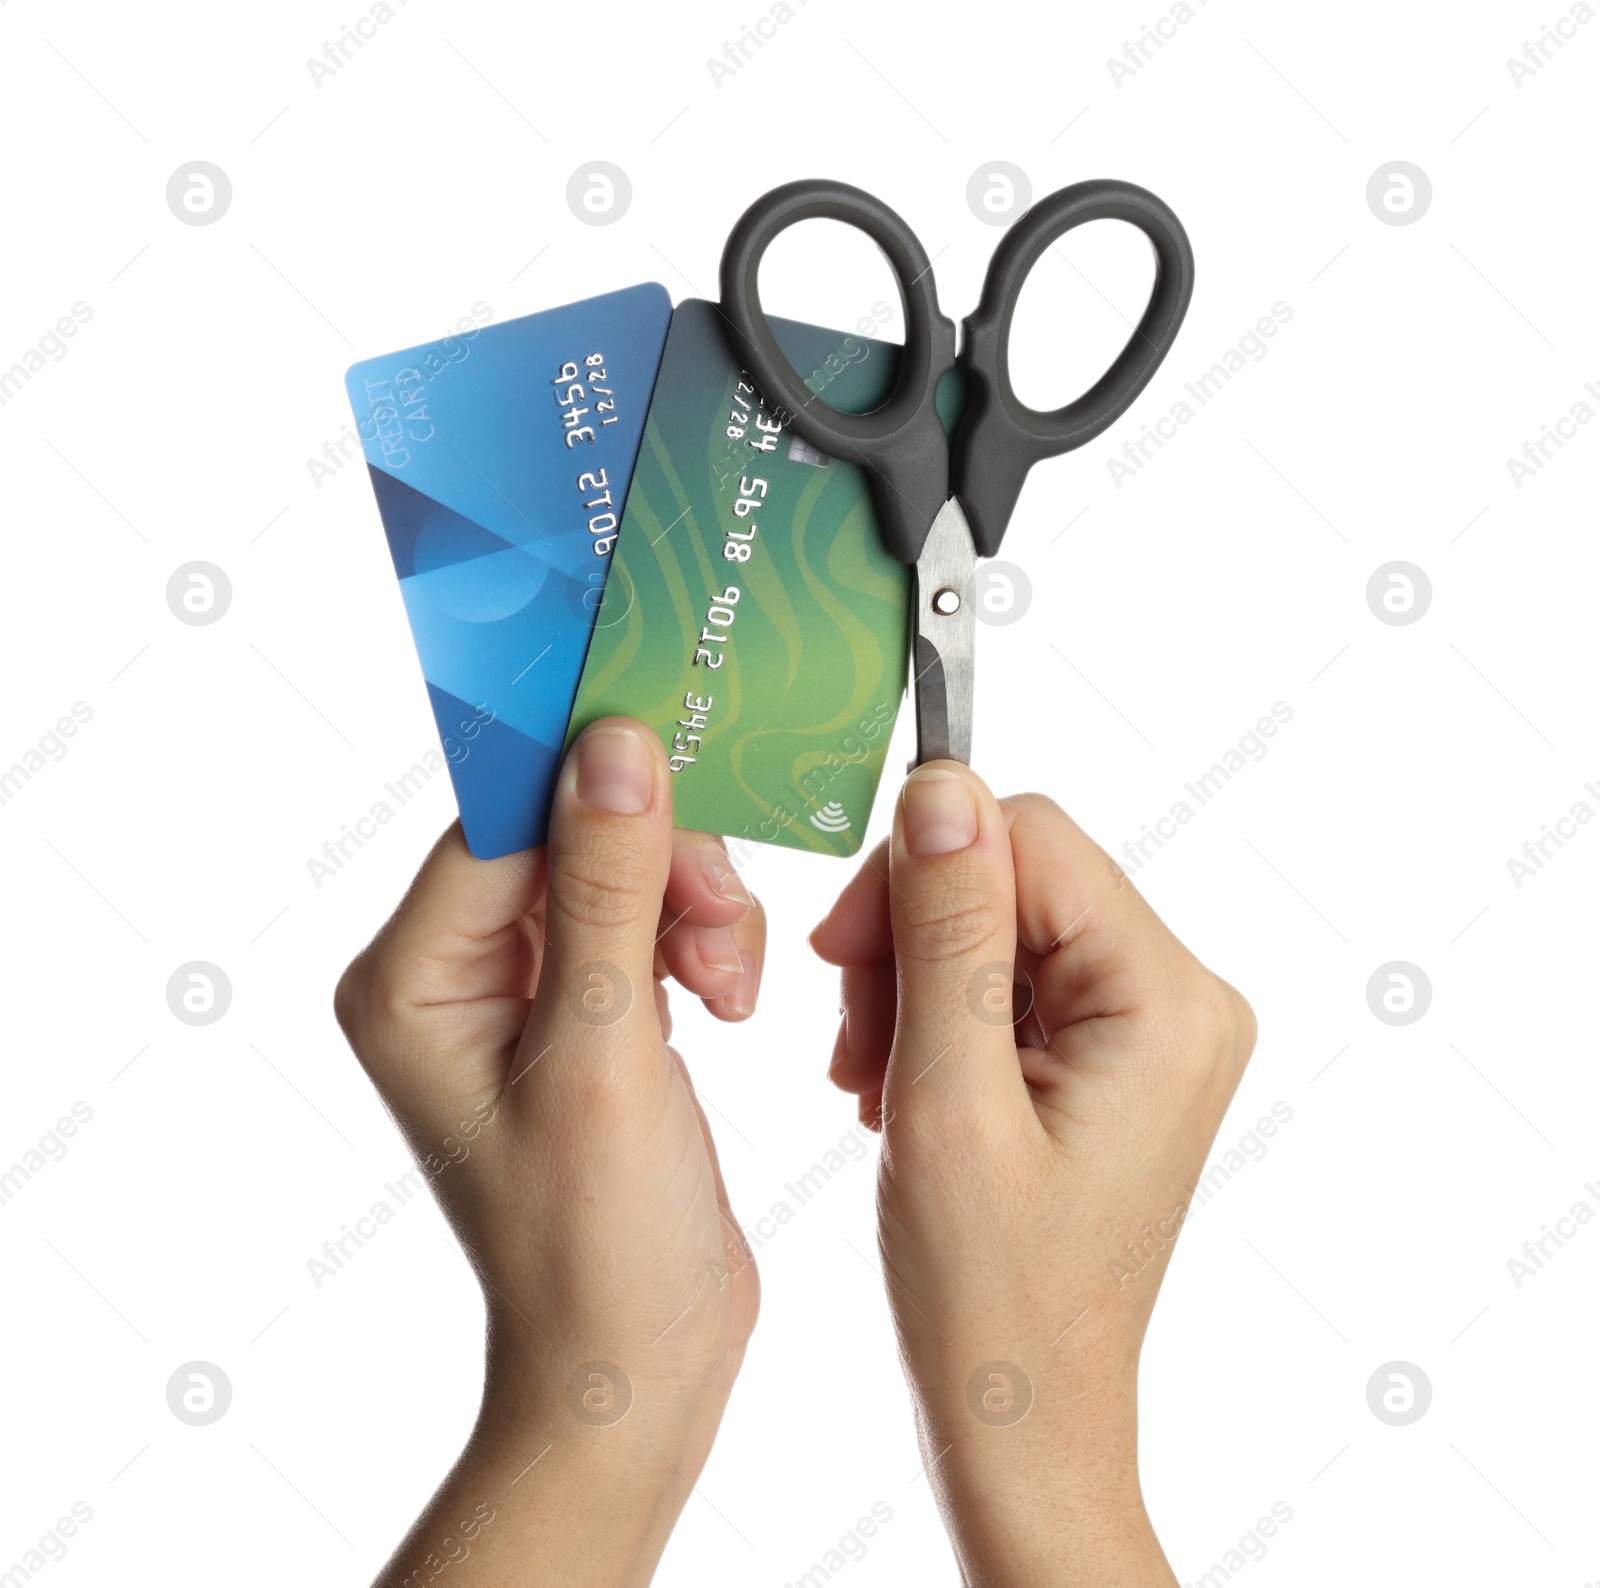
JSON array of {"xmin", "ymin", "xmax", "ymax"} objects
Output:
[
  {"xmin": 812, "ymin": 763, "xmax": 1256, "ymax": 1587},
  {"xmin": 336, "ymin": 718, "xmax": 764, "ymax": 1588}
]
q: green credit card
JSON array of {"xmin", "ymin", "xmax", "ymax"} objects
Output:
[{"xmin": 567, "ymin": 299, "xmax": 959, "ymax": 856}]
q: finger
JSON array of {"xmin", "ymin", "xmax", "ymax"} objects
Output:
[
  {"xmin": 658, "ymin": 914, "xmax": 745, "ymax": 1000},
  {"xmin": 666, "ymin": 831, "xmax": 755, "ymax": 927},
  {"xmin": 811, "ymin": 837, "xmax": 894, "ymax": 1095},
  {"xmin": 828, "ymin": 958, "xmax": 895, "ymax": 1095},
  {"xmin": 703, "ymin": 894, "xmax": 767, "ymax": 1023},
  {"xmin": 531, "ymin": 718, "xmax": 673, "ymax": 1059},
  {"xmin": 654, "ymin": 833, "xmax": 758, "ymax": 998},
  {"xmin": 883, "ymin": 763, "xmax": 1031, "ymax": 1138},
  {"xmin": 808, "ymin": 839, "xmax": 892, "ymax": 966},
  {"xmin": 343, "ymin": 822, "xmax": 546, "ymax": 1008},
  {"xmin": 998, "ymin": 794, "xmax": 1257, "ymax": 1137},
  {"xmin": 1000, "ymin": 793, "xmax": 1194, "ymax": 1038},
  {"xmin": 334, "ymin": 822, "xmax": 546, "ymax": 1100},
  {"xmin": 1013, "ymin": 942, "xmax": 1052, "ymax": 1051}
]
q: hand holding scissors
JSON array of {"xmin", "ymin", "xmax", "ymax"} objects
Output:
[{"xmin": 719, "ymin": 178, "xmax": 1194, "ymax": 765}]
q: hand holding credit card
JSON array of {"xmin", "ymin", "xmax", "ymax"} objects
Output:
[
  {"xmin": 565, "ymin": 300, "xmax": 960, "ymax": 857},
  {"xmin": 348, "ymin": 288, "xmax": 929, "ymax": 857},
  {"xmin": 346, "ymin": 284, "xmax": 671, "ymax": 858},
  {"xmin": 348, "ymin": 177, "xmax": 1193, "ymax": 858}
]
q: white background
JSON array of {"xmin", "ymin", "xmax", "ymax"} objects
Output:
[{"xmin": 2, "ymin": 0, "xmax": 1597, "ymax": 1583}]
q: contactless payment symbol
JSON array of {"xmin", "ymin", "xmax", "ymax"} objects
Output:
[{"xmin": 810, "ymin": 802, "xmax": 851, "ymax": 834}]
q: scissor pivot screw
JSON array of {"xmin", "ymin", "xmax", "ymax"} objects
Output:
[{"xmin": 931, "ymin": 588, "xmax": 962, "ymax": 616}]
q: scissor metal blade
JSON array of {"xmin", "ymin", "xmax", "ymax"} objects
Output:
[{"xmin": 912, "ymin": 496, "xmax": 978, "ymax": 766}]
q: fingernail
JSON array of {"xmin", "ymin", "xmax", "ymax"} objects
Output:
[
  {"xmin": 700, "ymin": 842, "xmax": 753, "ymax": 908},
  {"xmin": 576, "ymin": 724, "xmax": 654, "ymax": 814},
  {"xmin": 725, "ymin": 951, "xmax": 762, "ymax": 1019},
  {"xmin": 902, "ymin": 768, "xmax": 978, "ymax": 857},
  {"xmin": 696, "ymin": 925, "xmax": 744, "ymax": 975},
  {"xmin": 827, "ymin": 1016, "xmax": 848, "ymax": 1077}
]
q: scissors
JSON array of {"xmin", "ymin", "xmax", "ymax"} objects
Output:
[{"xmin": 718, "ymin": 178, "xmax": 1194, "ymax": 766}]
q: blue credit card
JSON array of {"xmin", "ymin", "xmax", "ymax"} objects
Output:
[{"xmin": 346, "ymin": 283, "xmax": 672, "ymax": 858}]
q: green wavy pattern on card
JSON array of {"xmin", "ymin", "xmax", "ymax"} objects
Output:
[{"xmin": 569, "ymin": 302, "xmax": 928, "ymax": 856}]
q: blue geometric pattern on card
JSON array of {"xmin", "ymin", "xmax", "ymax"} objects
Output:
[
  {"xmin": 346, "ymin": 283, "xmax": 672, "ymax": 857},
  {"xmin": 422, "ymin": 681, "xmax": 564, "ymax": 860}
]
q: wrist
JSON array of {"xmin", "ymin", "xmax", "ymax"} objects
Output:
[
  {"xmin": 935, "ymin": 1462, "xmax": 1168, "ymax": 1588},
  {"xmin": 929, "ymin": 1437, "xmax": 1166, "ymax": 1588},
  {"xmin": 907, "ymin": 1359, "xmax": 1172, "ymax": 1587},
  {"xmin": 372, "ymin": 1382, "xmax": 724, "ymax": 1588}
]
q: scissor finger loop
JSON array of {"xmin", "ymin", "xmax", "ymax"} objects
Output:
[{"xmin": 718, "ymin": 177, "xmax": 1195, "ymax": 767}]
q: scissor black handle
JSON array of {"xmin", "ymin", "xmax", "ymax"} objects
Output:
[
  {"xmin": 955, "ymin": 179, "xmax": 1194, "ymax": 557},
  {"xmin": 719, "ymin": 179, "xmax": 956, "ymax": 565},
  {"xmin": 719, "ymin": 177, "xmax": 1194, "ymax": 564}
]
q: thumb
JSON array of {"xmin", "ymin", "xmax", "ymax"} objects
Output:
[
  {"xmin": 884, "ymin": 762, "xmax": 1030, "ymax": 1139},
  {"xmin": 533, "ymin": 717, "xmax": 672, "ymax": 1052}
]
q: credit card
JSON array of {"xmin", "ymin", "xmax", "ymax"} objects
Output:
[
  {"xmin": 346, "ymin": 283, "xmax": 672, "ymax": 858},
  {"xmin": 567, "ymin": 299, "xmax": 960, "ymax": 857}
]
